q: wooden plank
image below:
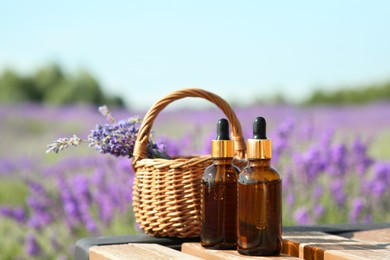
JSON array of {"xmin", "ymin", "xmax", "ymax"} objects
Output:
[
  {"xmin": 341, "ymin": 228, "xmax": 390, "ymax": 249},
  {"xmin": 89, "ymin": 243, "xmax": 202, "ymax": 260},
  {"xmin": 181, "ymin": 242, "xmax": 300, "ymax": 260},
  {"xmin": 282, "ymin": 231, "xmax": 390, "ymax": 260}
]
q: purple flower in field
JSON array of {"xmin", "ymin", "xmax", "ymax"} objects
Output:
[
  {"xmin": 328, "ymin": 144, "xmax": 348, "ymax": 177},
  {"xmin": 364, "ymin": 214, "xmax": 373, "ymax": 223},
  {"xmin": 313, "ymin": 204, "xmax": 324, "ymax": 219},
  {"xmin": 313, "ymin": 185, "xmax": 323, "ymax": 200},
  {"xmin": 91, "ymin": 167, "xmax": 123, "ymax": 224},
  {"xmin": 371, "ymin": 181, "xmax": 386, "ymax": 198},
  {"xmin": 282, "ymin": 171, "xmax": 293, "ymax": 189},
  {"xmin": 0, "ymin": 158, "xmax": 17, "ymax": 175},
  {"xmin": 299, "ymin": 121, "xmax": 314, "ymax": 140},
  {"xmin": 351, "ymin": 138, "xmax": 373, "ymax": 176},
  {"xmin": 72, "ymin": 175, "xmax": 91, "ymax": 199},
  {"xmin": 156, "ymin": 136, "xmax": 181, "ymax": 157},
  {"xmin": 276, "ymin": 118, "xmax": 295, "ymax": 139},
  {"xmin": 287, "ymin": 193, "xmax": 295, "ymax": 207},
  {"xmin": 319, "ymin": 128, "xmax": 334, "ymax": 149},
  {"xmin": 296, "ymin": 146, "xmax": 325, "ymax": 183},
  {"xmin": 372, "ymin": 163, "xmax": 390, "ymax": 184},
  {"xmin": 27, "ymin": 207, "xmax": 53, "ymax": 230},
  {"xmin": 26, "ymin": 181, "xmax": 53, "ymax": 229},
  {"xmin": 69, "ymin": 175, "xmax": 98, "ymax": 233},
  {"xmin": 330, "ymin": 179, "xmax": 346, "ymax": 207},
  {"xmin": 25, "ymin": 233, "xmax": 41, "ymax": 257},
  {"xmin": 349, "ymin": 197, "xmax": 364, "ymax": 223},
  {"xmin": 97, "ymin": 194, "xmax": 114, "ymax": 224},
  {"xmin": 365, "ymin": 163, "xmax": 390, "ymax": 198},
  {"xmin": 57, "ymin": 176, "xmax": 81, "ymax": 229},
  {"xmin": 0, "ymin": 206, "xmax": 26, "ymax": 223},
  {"xmin": 273, "ymin": 118, "xmax": 295, "ymax": 162},
  {"xmin": 294, "ymin": 207, "xmax": 312, "ymax": 225}
]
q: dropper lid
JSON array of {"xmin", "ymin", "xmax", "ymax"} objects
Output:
[
  {"xmin": 247, "ymin": 117, "xmax": 272, "ymax": 159},
  {"xmin": 211, "ymin": 118, "xmax": 234, "ymax": 158}
]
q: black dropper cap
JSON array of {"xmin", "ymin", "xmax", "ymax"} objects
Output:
[
  {"xmin": 216, "ymin": 118, "xmax": 230, "ymax": 140},
  {"xmin": 212, "ymin": 118, "xmax": 233, "ymax": 158},
  {"xmin": 253, "ymin": 116, "xmax": 267, "ymax": 139},
  {"xmin": 247, "ymin": 116, "xmax": 272, "ymax": 159}
]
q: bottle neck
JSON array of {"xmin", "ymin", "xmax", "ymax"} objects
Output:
[
  {"xmin": 247, "ymin": 158, "xmax": 271, "ymax": 167},
  {"xmin": 212, "ymin": 157, "xmax": 233, "ymax": 165}
]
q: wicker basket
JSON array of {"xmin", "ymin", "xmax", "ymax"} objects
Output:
[{"xmin": 131, "ymin": 88, "xmax": 246, "ymax": 238}]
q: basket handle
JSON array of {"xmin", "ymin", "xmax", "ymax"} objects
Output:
[{"xmin": 132, "ymin": 88, "xmax": 246, "ymax": 168}]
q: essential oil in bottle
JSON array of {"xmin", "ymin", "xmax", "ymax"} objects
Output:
[
  {"xmin": 201, "ymin": 118, "xmax": 240, "ymax": 250},
  {"xmin": 237, "ymin": 116, "xmax": 282, "ymax": 256}
]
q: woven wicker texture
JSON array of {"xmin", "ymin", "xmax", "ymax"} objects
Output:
[{"xmin": 132, "ymin": 88, "xmax": 246, "ymax": 237}]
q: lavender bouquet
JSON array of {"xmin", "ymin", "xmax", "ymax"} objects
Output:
[{"xmin": 46, "ymin": 105, "xmax": 170, "ymax": 159}]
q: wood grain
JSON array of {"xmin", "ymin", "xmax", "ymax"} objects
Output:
[
  {"xmin": 282, "ymin": 231, "xmax": 390, "ymax": 260},
  {"xmin": 181, "ymin": 243, "xmax": 300, "ymax": 259},
  {"xmin": 341, "ymin": 227, "xmax": 390, "ymax": 249},
  {"xmin": 89, "ymin": 243, "xmax": 202, "ymax": 260},
  {"xmin": 88, "ymin": 230, "xmax": 390, "ymax": 260}
]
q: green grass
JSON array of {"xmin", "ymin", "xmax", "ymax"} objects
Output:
[
  {"xmin": 370, "ymin": 130, "xmax": 390, "ymax": 160},
  {"xmin": 0, "ymin": 219, "xmax": 25, "ymax": 260},
  {"xmin": 0, "ymin": 179, "xmax": 29, "ymax": 205}
]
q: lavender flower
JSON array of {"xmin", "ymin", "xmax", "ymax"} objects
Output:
[
  {"xmin": 328, "ymin": 144, "xmax": 348, "ymax": 177},
  {"xmin": 365, "ymin": 163, "xmax": 390, "ymax": 198},
  {"xmin": 351, "ymin": 138, "xmax": 373, "ymax": 176},
  {"xmin": 372, "ymin": 163, "xmax": 390, "ymax": 184},
  {"xmin": 313, "ymin": 185, "xmax": 323, "ymax": 201},
  {"xmin": 294, "ymin": 207, "xmax": 312, "ymax": 225},
  {"xmin": 57, "ymin": 176, "xmax": 81, "ymax": 230},
  {"xmin": 46, "ymin": 135, "xmax": 83, "ymax": 154},
  {"xmin": 71, "ymin": 175, "xmax": 97, "ymax": 232},
  {"xmin": 364, "ymin": 214, "xmax": 373, "ymax": 223},
  {"xmin": 295, "ymin": 145, "xmax": 325, "ymax": 183},
  {"xmin": 26, "ymin": 181, "xmax": 53, "ymax": 230},
  {"xmin": 0, "ymin": 206, "xmax": 26, "ymax": 223},
  {"xmin": 286, "ymin": 193, "xmax": 295, "ymax": 208},
  {"xmin": 313, "ymin": 204, "xmax": 325, "ymax": 219},
  {"xmin": 47, "ymin": 106, "xmax": 170, "ymax": 159},
  {"xmin": 272, "ymin": 118, "xmax": 295, "ymax": 162},
  {"xmin": 330, "ymin": 179, "xmax": 346, "ymax": 207},
  {"xmin": 25, "ymin": 233, "xmax": 41, "ymax": 257},
  {"xmin": 349, "ymin": 197, "xmax": 364, "ymax": 223},
  {"xmin": 88, "ymin": 119, "xmax": 137, "ymax": 157}
]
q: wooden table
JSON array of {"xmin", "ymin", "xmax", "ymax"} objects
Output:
[{"xmin": 76, "ymin": 223, "xmax": 390, "ymax": 260}]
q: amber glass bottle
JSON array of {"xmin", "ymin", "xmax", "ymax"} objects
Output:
[
  {"xmin": 237, "ymin": 117, "xmax": 282, "ymax": 256},
  {"xmin": 201, "ymin": 118, "xmax": 240, "ymax": 250}
]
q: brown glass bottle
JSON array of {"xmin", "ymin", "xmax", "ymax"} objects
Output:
[
  {"xmin": 201, "ymin": 118, "xmax": 240, "ymax": 250},
  {"xmin": 237, "ymin": 117, "xmax": 282, "ymax": 256}
]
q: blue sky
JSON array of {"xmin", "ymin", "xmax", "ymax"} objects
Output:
[{"xmin": 1, "ymin": 1, "xmax": 390, "ymax": 109}]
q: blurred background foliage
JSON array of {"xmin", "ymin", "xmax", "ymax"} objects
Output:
[
  {"xmin": 305, "ymin": 82, "xmax": 390, "ymax": 105},
  {"xmin": 2, "ymin": 64, "xmax": 390, "ymax": 108},
  {"xmin": 0, "ymin": 64, "xmax": 124, "ymax": 107}
]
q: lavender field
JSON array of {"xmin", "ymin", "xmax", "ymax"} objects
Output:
[{"xmin": 1, "ymin": 102, "xmax": 390, "ymax": 259}]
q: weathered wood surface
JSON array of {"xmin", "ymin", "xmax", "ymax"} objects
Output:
[
  {"xmin": 183, "ymin": 230, "xmax": 390, "ymax": 260},
  {"xmin": 283, "ymin": 231, "xmax": 390, "ymax": 259},
  {"xmin": 181, "ymin": 242, "xmax": 299, "ymax": 260},
  {"xmin": 341, "ymin": 227, "xmax": 390, "ymax": 249},
  {"xmin": 88, "ymin": 230, "xmax": 390, "ymax": 260},
  {"xmin": 89, "ymin": 243, "xmax": 202, "ymax": 260}
]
